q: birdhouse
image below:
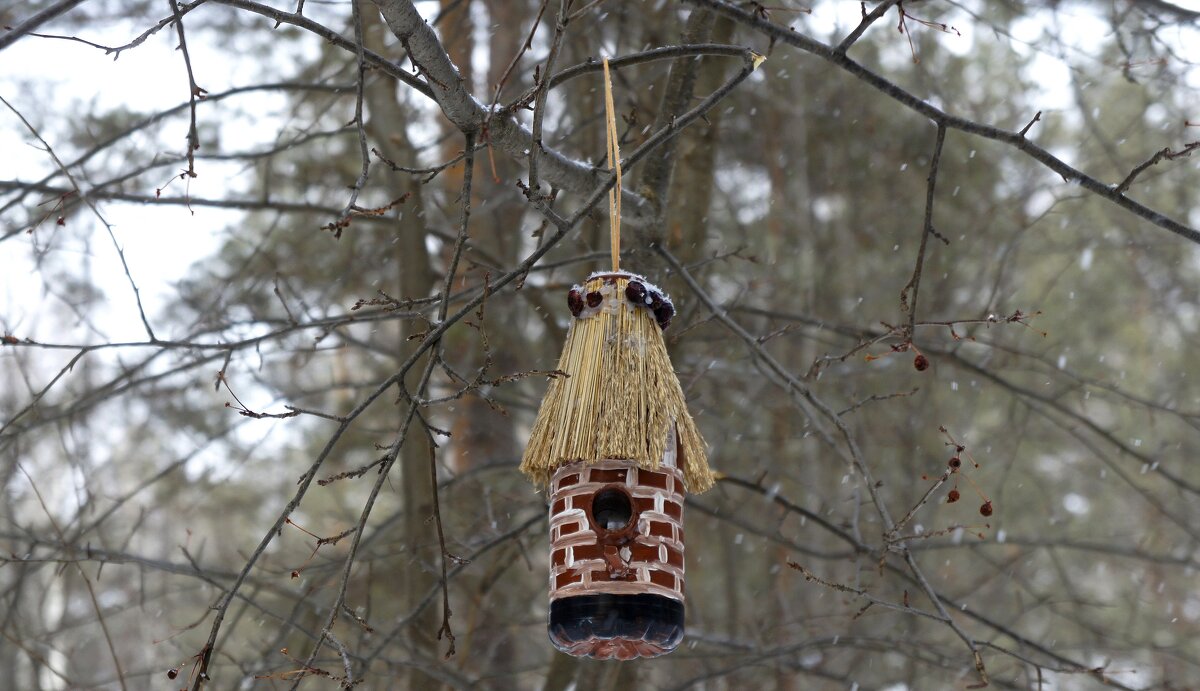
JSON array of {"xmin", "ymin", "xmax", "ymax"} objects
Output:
[{"xmin": 520, "ymin": 272, "xmax": 714, "ymax": 660}]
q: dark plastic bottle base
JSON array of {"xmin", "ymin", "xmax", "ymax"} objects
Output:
[{"xmin": 548, "ymin": 593, "xmax": 685, "ymax": 660}]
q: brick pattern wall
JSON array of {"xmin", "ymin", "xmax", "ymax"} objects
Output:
[{"xmin": 547, "ymin": 436, "xmax": 686, "ymax": 602}]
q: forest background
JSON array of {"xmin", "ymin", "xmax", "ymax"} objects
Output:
[{"xmin": 2, "ymin": 0, "xmax": 1200, "ymax": 689}]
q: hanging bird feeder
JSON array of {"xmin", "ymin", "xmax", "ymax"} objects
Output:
[{"xmin": 519, "ymin": 59, "xmax": 714, "ymax": 661}]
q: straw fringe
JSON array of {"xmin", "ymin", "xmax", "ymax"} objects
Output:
[{"xmin": 521, "ymin": 276, "xmax": 713, "ymax": 493}]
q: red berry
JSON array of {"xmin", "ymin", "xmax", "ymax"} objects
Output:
[
  {"xmin": 167, "ymin": 669, "xmax": 179, "ymax": 680},
  {"xmin": 979, "ymin": 501, "xmax": 993, "ymax": 517},
  {"xmin": 586, "ymin": 291, "xmax": 603, "ymax": 308},
  {"xmin": 948, "ymin": 456, "xmax": 961, "ymax": 469},
  {"xmin": 654, "ymin": 302, "xmax": 674, "ymax": 327},
  {"xmin": 625, "ymin": 281, "xmax": 646, "ymax": 304},
  {"xmin": 913, "ymin": 354, "xmax": 929, "ymax": 371},
  {"xmin": 567, "ymin": 288, "xmax": 583, "ymax": 316},
  {"xmin": 947, "ymin": 489, "xmax": 960, "ymax": 503}
]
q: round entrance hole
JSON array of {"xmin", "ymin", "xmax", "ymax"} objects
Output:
[{"xmin": 591, "ymin": 487, "xmax": 633, "ymax": 532}]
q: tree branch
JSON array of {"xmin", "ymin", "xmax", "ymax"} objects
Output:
[
  {"xmin": 368, "ymin": 0, "xmax": 654, "ymax": 221},
  {"xmin": 682, "ymin": 0, "xmax": 1200, "ymax": 246},
  {"xmin": 900, "ymin": 123, "xmax": 947, "ymax": 339},
  {"xmin": 636, "ymin": 6, "xmax": 715, "ymax": 240},
  {"xmin": 0, "ymin": 0, "xmax": 88, "ymax": 51}
]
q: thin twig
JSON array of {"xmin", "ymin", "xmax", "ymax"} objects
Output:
[
  {"xmin": 887, "ymin": 469, "xmax": 952, "ymax": 540},
  {"xmin": 283, "ymin": 355, "xmax": 441, "ymax": 690},
  {"xmin": 787, "ymin": 561, "xmax": 947, "ymax": 622},
  {"xmin": 1018, "ymin": 110, "xmax": 1042, "ymax": 137},
  {"xmin": 0, "ymin": 95, "xmax": 158, "ymax": 341},
  {"xmin": 325, "ymin": 631, "xmax": 354, "ymax": 689},
  {"xmin": 900, "ymin": 123, "xmax": 947, "ymax": 340},
  {"xmin": 657, "ymin": 245, "xmax": 991, "ymax": 688},
  {"xmin": 371, "ymin": 145, "xmax": 472, "ymax": 182},
  {"xmin": 197, "ymin": 121, "xmax": 561, "ymax": 687},
  {"xmin": 682, "ymin": 0, "xmax": 1200, "ymax": 245},
  {"xmin": 487, "ymin": 0, "xmax": 549, "ymax": 116},
  {"xmin": 0, "ymin": 0, "xmax": 89, "ymax": 51},
  {"xmin": 362, "ymin": 0, "xmax": 657, "ymax": 221},
  {"xmin": 525, "ymin": 43, "xmax": 753, "ymax": 96},
  {"xmin": 836, "ymin": 0, "xmax": 902, "ymax": 54},
  {"xmin": 1114, "ymin": 140, "xmax": 1200, "ymax": 194},
  {"xmin": 429, "ymin": 130, "xmax": 478, "ymax": 658},
  {"xmin": 325, "ymin": 0, "xmax": 372, "ymax": 236},
  {"xmin": 636, "ymin": 6, "xmax": 715, "ymax": 233},
  {"xmin": 213, "ymin": 0, "xmax": 433, "ymax": 98},
  {"xmin": 565, "ymin": 0, "xmax": 607, "ymax": 22},
  {"xmin": 16, "ymin": 465, "xmax": 129, "ymax": 691},
  {"xmin": 621, "ymin": 56, "xmax": 760, "ymax": 173},
  {"xmin": 439, "ymin": 131, "xmax": 475, "ymax": 326},
  {"xmin": 0, "ymin": 81, "xmax": 352, "ymax": 224},
  {"xmin": 168, "ymin": 0, "xmax": 205, "ymax": 182},
  {"xmin": 527, "ymin": 0, "xmax": 571, "ymax": 195},
  {"xmin": 21, "ymin": 1, "xmax": 208, "ymax": 59},
  {"xmin": 837, "ymin": 387, "xmax": 919, "ymax": 416}
]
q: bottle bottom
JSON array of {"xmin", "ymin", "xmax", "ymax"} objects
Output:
[{"xmin": 548, "ymin": 593, "xmax": 685, "ymax": 660}]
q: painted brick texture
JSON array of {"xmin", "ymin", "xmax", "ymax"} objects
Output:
[{"xmin": 547, "ymin": 437, "xmax": 686, "ymax": 602}]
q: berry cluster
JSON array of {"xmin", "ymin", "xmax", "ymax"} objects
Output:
[
  {"xmin": 937, "ymin": 427, "xmax": 993, "ymax": 517},
  {"xmin": 566, "ymin": 278, "xmax": 675, "ymax": 329},
  {"xmin": 624, "ymin": 280, "xmax": 675, "ymax": 329}
]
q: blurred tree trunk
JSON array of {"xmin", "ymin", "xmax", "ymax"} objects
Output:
[
  {"xmin": 541, "ymin": 651, "xmax": 578, "ymax": 691},
  {"xmin": 666, "ymin": 17, "xmax": 733, "ymax": 250},
  {"xmin": 363, "ymin": 4, "xmax": 440, "ymax": 683},
  {"xmin": 445, "ymin": 0, "xmax": 530, "ymax": 675},
  {"xmin": 439, "ymin": 0, "xmax": 474, "ymax": 194},
  {"xmin": 446, "ymin": 0, "xmax": 523, "ymax": 478}
]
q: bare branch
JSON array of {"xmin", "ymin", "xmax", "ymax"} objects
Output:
[
  {"xmin": 324, "ymin": 0, "xmax": 372, "ymax": 236},
  {"xmin": 1114, "ymin": 139, "xmax": 1200, "ymax": 194},
  {"xmin": 168, "ymin": 0, "xmax": 206, "ymax": 182},
  {"xmin": 900, "ymin": 123, "xmax": 947, "ymax": 339},
  {"xmin": 682, "ymin": 0, "xmax": 1200, "ymax": 245},
  {"xmin": 0, "ymin": 95, "xmax": 157, "ymax": 341},
  {"xmin": 0, "ymin": 0, "xmax": 89, "ymax": 51},
  {"xmin": 836, "ymin": 0, "xmax": 903, "ymax": 54},
  {"xmin": 368, "ymin": 0, "xmax": 655, "ymax": 221}
]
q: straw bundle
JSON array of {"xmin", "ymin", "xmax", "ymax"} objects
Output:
[{"xmin": 520, "ymin": 274, "xmax": 713, "ymax": 493}]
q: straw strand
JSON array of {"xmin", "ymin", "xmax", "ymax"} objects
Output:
[{"xmin": 602, "ymin": 57, "xmax": 622, "ymax": 273}]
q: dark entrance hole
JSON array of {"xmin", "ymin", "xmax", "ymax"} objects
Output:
[{"xmin": 592, "ymin": 487, "xmax": 633, "ymax": 532}]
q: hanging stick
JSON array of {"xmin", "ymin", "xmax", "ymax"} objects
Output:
[{"xmin": 602, "ymin": 57, "xmax": 623, "ymax": 272}]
